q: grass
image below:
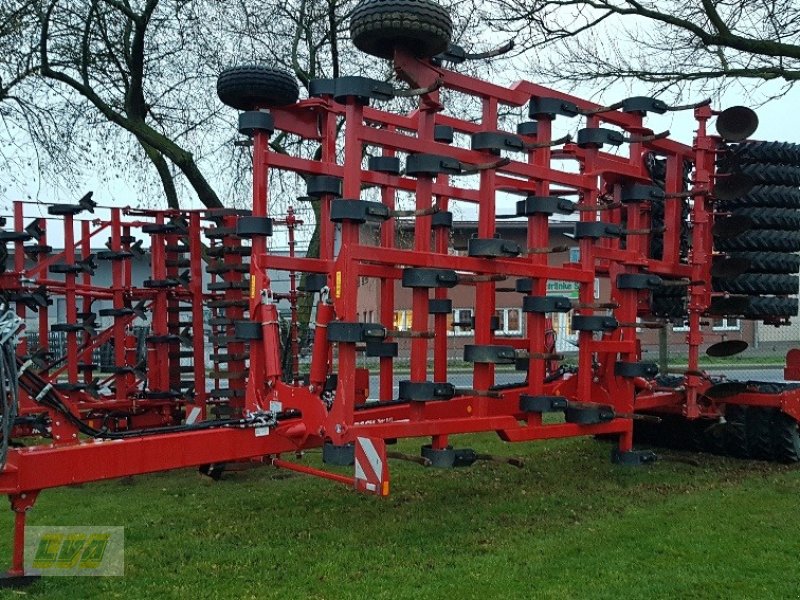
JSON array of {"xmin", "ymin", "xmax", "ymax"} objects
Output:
[{"xmin": 1, "ymin": 434, "xmax": 799, "ymax": 599}]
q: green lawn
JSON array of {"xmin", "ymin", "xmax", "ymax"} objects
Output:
[{"xmin": 1, "ymin": 434, "xmax": 799, "ymax": 599}]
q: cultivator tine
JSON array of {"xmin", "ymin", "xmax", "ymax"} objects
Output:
[
  {"xmin": 457, "ymin": 157, "xmax": 511, "ymax": 175},
  {"xmin": 433, "ymin": 40, "xmax": 515, "ymax": 65},
  {"xmin": 618, "ymin": 321, "xmax": 666, "ymax": 329},
  {"xmin": 24, "ymin": 220, "xmax": 44, "ymax": 240},
  {"xmin": 620, "ymin": 227, "xmax": 664, "ymax": 235},
  {"xmin": 626, "ymin": 130, "xmax": 671, "ymax": 144},
  {"xmin": 388, "ymin": 330, "xmax": 435, "ymax": 339},
  {"xmin": 392, "ymin": 77, "xmax": 443, "ymax": 97},
  {"xmin": 656, "ymin": 279, "xmax": 705, "ymax": 288},
  {"xmin": 522, "ymin": 134, "xmax": 573, "ymax": 150},
  {"xmin": 131, "ymin": 300, "xmax": 148, "ymax": 319},
  {"xmin": 665, "ymin": 98, "xmax": 711, "ymax": 111},
  {"xmin": 573, "ymin": 202, "xmax": 624, "ymax": 212},
  {"xmin": 387, "ymin": 451, "xmax": 431, "ymax": 467},
  {"xmin": 178, "ymin": 328, "xmax": 193, "ymax": 347},
  {"xmin": 571, "ymin": 301, "xmax": 619, "ymax": 310},
  {"xmin": 458, "ymin": 274, "xmax": 507, "ymax": 283},
  {"xmin": 523, "ymin": 245, "xmax": 570, "ymax": 255},
  {"xmin": 390, "ymin": 206, "xmax": 440, "ymax": 218},
  {"xmin": 473, "ymin": 453, "xmax": 524, "ymax": 468},
  {"xmin": 516, "ymin": 351, "xmax": 564, "ymax": 361},
  {"xmin": 77, "ymin": 254, "xmax": 97, "ymax": 275},
  {"xmin": 81, "ymin": 314, "xmax": 97, "ymax": 337},
  {"xmin": 78, "ymin": 191, "xmax": 97, "ymax": 213},
  {"xmin": 177, "ymin": 270, "xmax": 191, "ymax": 287},
  {"xmin": 129, "ymin": 239, "xmax": 145, "ymax": 257},
  {"xmin": 579, "ymin": 101, "xmax": 625, "ymax": 116},
  {"xmin": 453, "ymin": 388, "xmax": 503, "ymax": 398}
]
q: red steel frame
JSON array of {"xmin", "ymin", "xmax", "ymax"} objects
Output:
[{"xmin": 0, "ymin": 48, "xmax": 798, "ymax": 580}]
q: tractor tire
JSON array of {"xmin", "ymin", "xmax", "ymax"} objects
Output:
[
  {"xmin": 714, "ymin": 229, "xmax": 800, "ymax": 252},
  {"xmin": 716, "ymin": 185, "xmax": 800, "ymax": 210},
  {"xmin": 718, "ymin": 163, "xmax": 800, "ymax": 187},
  {"xmin": 724, "ymin": 252, "xmax": 800, "ymax": 274},
  {"xmin": 217, "ymin": 66, "xmax": 299, "ymax": 111},
  {"xmin": 651, "ymin": 293, "xmax": 687, "ymax": 319},
  {"xmin": 746, "ymin": 407, "xmax": 776, "ymax": 460},
  {"xmin": 723, "ymin": 405, "xmax": 749, "ymax": 458},
  {"xmin": 349, "ymin": 0, "xmax": 453, "ymax": 59},
  {"xmin": 729, "ymin": 207, "xmax": 800, "ymax": 230},
  {"xmin": 772, "ymin": 412, "xmax": 800, "ymax": 463},
  {"xmin": 698, "ymin": 419, "xmax": 727, "ymax": 455},
  {"xmin": 743, "ymin": 297, "xmax": 799, "ymax": 319},
  {"xmin": 712, "ymin": 274, "xmax": 799, "ymax": 296},
  {"xmin": 725, "ymin": 141, "xmax": 800, "ymax": 166}
]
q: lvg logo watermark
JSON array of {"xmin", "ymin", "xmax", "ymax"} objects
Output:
[{"xmin": 25, "ymin": 527, "xmax": 124, "ymax": 576}]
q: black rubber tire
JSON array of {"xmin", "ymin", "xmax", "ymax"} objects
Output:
[
  {"xmin": 718, "ymin": 163, "xmax": 800, "ymax": 187},
  {"xmin": 725, "ymin": 252, "xmax": 800, "ymax": 274},
  {"xmin": 217, "ymin": 66, "xmax": 299, "ymax": 110},
  {"xmin": 772, "ymin": 413, "xmax": 800, "ymax": 463},
  {"xmin": 650, "ymin": 294, "xmax": 687, "ymax": 319},
  {"xmin": 723, "ymin": 405, "xmax": 749, "ymax": 458},
  {"xmin": 712, "ymin": 274, "xmax": 799, "ymax": 296},
  {"xmin": 349, "ymin": 0, "xmax": 453, "ymax": 59},
  {"xmin": 725, "ymin": 141, "xmax": 800, "ymax": 166},
  {"xmin": 728, "ymin": 207, "xmax": 800, "ymax": 230},
  {"xmin": 716, "ymin": 186, "xmax": 800, "ymax": 210},
  {"xmin": 743, "ymin": 297, "xmax": 799, "ymax": 318},
  {"xmin": 746, "ymin": 407, "xmax": 775, "ymax": 460},
  {"xmin": 714, "ymin": 229, "xmax": 800, "ymax": 252}
]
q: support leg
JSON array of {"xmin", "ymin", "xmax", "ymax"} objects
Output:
[{"xmin": 0, "ymin": 492, "xmax": 40, "ymax": 587}]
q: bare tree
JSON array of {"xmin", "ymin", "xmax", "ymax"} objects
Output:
[{"xmin": 484, "ymin": 0, "xmax": 800, "ymax": 95}]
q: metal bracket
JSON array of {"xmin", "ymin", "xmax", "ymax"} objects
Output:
[{"xmin": 463, "ymin": 344, "xmax": 517, "ymax": 364}]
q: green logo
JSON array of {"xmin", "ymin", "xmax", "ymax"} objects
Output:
[
  {"xmin": 26, "ymin": 527, "xmax": 123, "ymax": 576},
  {"xmin": 32, "ymin": 533, "xmax": 110, "ymax": 569}
]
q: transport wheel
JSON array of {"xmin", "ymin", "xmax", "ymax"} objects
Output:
[
  {"xmin": 724, "ymin": 252, "xmax": 800, "ymax": 274},
  {"xmin": 725, "ymin": 141, "xmax": 800, "ymax": 166},
  {"xmin": 349, "ymin": 0, "xmax": 453, "ymax": 59},
  {"xmin": 217, "ymin": 66, "xmax": 299, "ymax": 110},
  {"xmin": 712, "ymin": 274, "xmax": 799, "ymax": 296},
  {"xmin": 772, "ymin": 413, "xmax": 800, "ymax": 463},
  {"xmin": 723, "ymin": 405, "xmax": 749, "ymax": 458},
  {"xmin": 746, "ymin": 407, "xmax": 776, "ymax": 460}
]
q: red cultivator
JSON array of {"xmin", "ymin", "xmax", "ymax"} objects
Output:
[{"xmin": 2, "ymin": 0, "xmax": 800, "ymax": 584}]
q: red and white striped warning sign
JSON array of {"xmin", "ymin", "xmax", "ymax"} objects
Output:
[{"xmin": 354, "ymin": 436, "xmax": 389, "ymax": 496}]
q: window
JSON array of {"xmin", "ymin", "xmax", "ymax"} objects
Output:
[
  {"xmin": 672, "ymin": 318, "xmax": 740, "ymax": 332},
  {"xmin": 393, "ymin": 310, "xmax": 412, "ymax": 331},
  {"xmin": 495, "ymin": 308, "xmax": 523, "ymax": 336},
  {"xmin": 451, "ymin": 308, "xmax": 473, "ymax": 336},
  {"xmin": 569, "ymin": 247, "xmax": 580, "ymax": 263},
  {"xmin": 712, "ymin": 317, "xmax": 740, "ymax": 331}
]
